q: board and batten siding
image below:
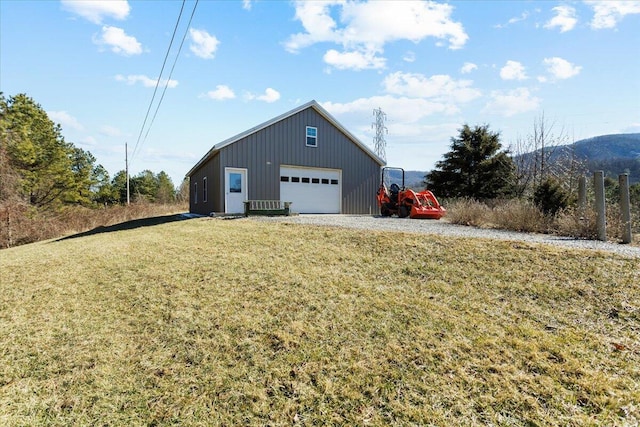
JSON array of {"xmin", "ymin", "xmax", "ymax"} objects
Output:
[{"xmin": 189, "ymin": 105, "xmax": 381, "ymax": 215}]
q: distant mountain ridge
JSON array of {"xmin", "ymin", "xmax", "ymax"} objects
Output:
[
  {"xmin": 568, "ymin": 133, "xmax": 640, "ymax": 161},
  {"xmin": 382, "ymin": 169, "xmax": 426, "ymax": 189},
  {"xmin": 542, "ymin": 133, "xmax": 640, "ymax": 184}
]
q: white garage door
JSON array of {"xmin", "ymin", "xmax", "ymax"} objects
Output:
[{"xmin": 280, "ymin": 166, "xmax": 341, "ymax": 213}]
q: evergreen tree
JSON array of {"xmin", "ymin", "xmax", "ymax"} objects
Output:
[
  {"xmin": 111, "ymin": 170, "xmax": 129, "ymax": 204},
  {"xmin": 533, "ymin": 178, "xmax": 570, "ymax": 216},
  {"xmin": 92, "ymin": 165, "xmax": 118, "ymax": 205},
  {"xmin": 155, "ymin": 171, "xmax": 175, "ymax": 204},
  {"xmin": 131, "ymin": 170, "xmax": 158, "ymax": 202},
  {"xmin": 0, "ymin": 93, "xmax": 105, "ymax": 209},
  {"xmin": 425, "ymin": 124, "xmax": 516, "ymax": 199}
]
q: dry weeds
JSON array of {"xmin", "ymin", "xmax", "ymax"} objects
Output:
[
  {"xmin": 447, "ymin": 198, "xmax": 639, "ymax": 244},
  {"xmin": 0, "ymin": 202, "xmax": 187, "ymax": 248}
]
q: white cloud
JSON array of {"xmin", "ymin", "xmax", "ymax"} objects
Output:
[
  {"xmin": 403, "ymin": 51, "xmax": 416, "ymax": 63},
  {"xmin": 202, "ymin": 85, "xmax": 236, "ymax": 101},
  {"xmin": 94, "ymin": 25, "xmax": 142, "ymax": 56},
  {"xmin": 460, "ymin": 62, "xmax": 477, "ymax": 74},
  {"xmin": 508, "ymin": 11, "xmax": 530, "ymax": 25},
  {"xmin": 543, "ymin": 57, "xmax": 582, "ymax": 79},
  {"xmin": 483, "ymin": 88, "xmax": 540, "ymax": 117},
  {"xmin": 323, "ymin": 49, "xmax": 386, "ymax": 70},
  {"xmin": 285, "ymin": 0, "xmax": 468, "ymax": 70},
  {"xmin": 242, "ymin": 0, "xmax": 253, "ymax": 11},
  {"xmin": 115, "ymin": 74, "xmax": 178, "ymax": 88},
  {"xmin": 47, "ymin": 111, "xmax": 84, "ymax": 131},
  {"xmin": 189, "ymin": 28, "xmax": 219, "ymax": 59},
  {"xmin": 494, "ymin": 11, "xmax": 530, "ymax": 28},
  {"xmin": 500, "ymin": 60, "xmax": 528, "ymax": 80},
  {"xmin": 78, "ymin": 136, "xmax": 98, "ymax": 147},
  {"xmin": 382, "ymin": 72, "xmax": 481, "ymax": 104},
  {"xmin": 99, "ymin": 125, "xmax": 123, "ymax": 137},
  {"xmin": 586, "ymin": 0, "xmax": 640, "ymax": 29},
  {"xmin": 61, "ymin": 0, "xmax": 130, "ymax": 24},
  {"xmin": 246, "ymin": 88, "xmax": 281, "ymax": 103},
  {"xmin": 544, "ymin": 5, "xmax": 577, "ymax": 32},
  {"xmin": 322, "ymin": 95, "xmax": 458, "ymax": 123}
]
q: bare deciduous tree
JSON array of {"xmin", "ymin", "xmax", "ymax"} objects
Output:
[{"xmin": 509, "ymin": 112, "xmax": 587, "ymax": 198}]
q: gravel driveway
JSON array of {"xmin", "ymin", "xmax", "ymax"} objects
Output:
[{"xmin": 255, "ymin": 214, "xmax": 640, "ymax": 259}]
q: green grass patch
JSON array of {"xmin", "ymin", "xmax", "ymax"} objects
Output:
[{"xmin": 1, "ymin": 218, "xmax": 638, "ymax": 425}]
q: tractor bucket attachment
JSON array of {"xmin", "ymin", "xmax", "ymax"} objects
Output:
[{"xmin": 409, "ymin": 190, "xmax": 446, "ymax": 220}]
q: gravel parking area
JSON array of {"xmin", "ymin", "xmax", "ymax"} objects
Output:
[{"xmin": 255, "ymin": 214, "xmax": 640, "ymax": 259}]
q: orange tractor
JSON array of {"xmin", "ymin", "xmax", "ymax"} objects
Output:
[{"xmin": 376, "ymin": 167, "xmax": 446, "ymax": 219}]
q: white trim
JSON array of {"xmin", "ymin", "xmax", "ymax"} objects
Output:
[
  {"xmin": 186, "ymin": 100, "xmax": 385, "ymax": 177},
  {"xmin": 224, "ymin": 167, "xmax": 248, "ymax": 214},
  {"xmin": 306, "ymin": 126, "xmax": 317, "ymax": 147}
]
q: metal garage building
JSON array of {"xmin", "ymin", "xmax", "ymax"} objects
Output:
[{"xmin": 186, "ymin": 100, "xmax": 385, "ymax": 215}]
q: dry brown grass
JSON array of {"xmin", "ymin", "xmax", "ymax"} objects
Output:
[
  {"xmin": 447, "ymin": 198, "xmax": 639, "ymax": 244},
  {"xmin": 1, "ymin": 217, "xmax": 638, "ymax": 425},
  {"xmin": 0, "ymin": 202, "xmax": 187, "ymax": 248}
]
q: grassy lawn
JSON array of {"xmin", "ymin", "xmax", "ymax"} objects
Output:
[{"xmin": 1, "ymin": 217, "xmax": 638, "ymax": 426}]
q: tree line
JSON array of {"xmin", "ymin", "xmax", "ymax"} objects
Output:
[{"xmin": 1, "ymin": 93, "xmax": 182, "ymax": 211}]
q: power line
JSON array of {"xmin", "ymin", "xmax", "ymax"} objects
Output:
[
  {"xmin": 131, "ymin": 0, "xmax": 192, "ymax": 162},
  {"xmin": 142, "ymin": 0, "xmax": 199, "ymax": 145}
]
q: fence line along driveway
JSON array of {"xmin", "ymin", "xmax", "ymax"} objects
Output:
[{"xmin": 254, "ymin": 215, "xmax": 640, "ymax": 259}]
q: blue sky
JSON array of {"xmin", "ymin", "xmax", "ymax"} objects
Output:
[{"xmin": 2, "ymin": 0, "xmax": 639, "ymax": 186}]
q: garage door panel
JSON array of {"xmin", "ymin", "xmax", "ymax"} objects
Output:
[{"xmin": 280, "ymin": 166, "xmax": 340, "ymax": 214}]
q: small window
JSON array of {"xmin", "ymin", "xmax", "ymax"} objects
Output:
[
  {"xmin": 194, "ymin": 182, "xmax": 198, "ymax": 204},
  {"xmin": 330, "ymin": 179, "xmax": 338, "ymax": 185},
  {"xmin": 229, "ymin": 172, "xmax": 242, "ymax": 193},
  {"xmin": 280, "ymin": 176, "xmax": 289, "ymax": 182},
  {"xmin": 292, "ymin": 177, "xmax": 300, "ymax": 183},
  {"xmin": 301, "ymin": 177, "xmax": 310, "ymax": 183},
  {"xmin": 322, "ymin": 178, "xmax": 329, "ymax": 184},
  {"xmin": 306, "ymin": 126, "xmax": 317, "ymax": 147},
  {"xmin": 203, "ymin": 177, "xmax": 208, "ymax": 202},
  {"xmin": 312, "ymin": 178, "xmax": 320, "ymax": 184}
]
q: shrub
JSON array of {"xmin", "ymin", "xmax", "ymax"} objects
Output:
[
  {"xmin": 489, "ymin": 199, "xmax": 549, "ymax": 233},
  {"xmin": 444, "ymin": 198, "xmax": 492, "ymax": 227},
  {"xmin": 533, "ymin": 178, "xmax": 570, "ymax": 217}
]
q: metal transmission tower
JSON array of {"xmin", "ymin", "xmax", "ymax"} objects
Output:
[{"xmin": 372, "ymin": 107, "xmax": 388, "ymax": 161}]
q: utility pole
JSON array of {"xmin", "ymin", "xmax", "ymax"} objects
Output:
[
  {"xmin": 125, "ymin": 142, "xmax": 130, "ymax": 205},
  {"xmin": 372, "ymin": 107, "xmax": 387, "ymax": 162}
]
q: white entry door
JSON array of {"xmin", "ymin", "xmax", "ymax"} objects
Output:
[{"xmin": 224, "ymin": 167, "xmax": 247, "ymax": 214}]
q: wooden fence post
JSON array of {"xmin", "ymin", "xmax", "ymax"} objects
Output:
[
  {"xmin": 594, "ymin": 171, "xmax": 606, "ymax": 242},
  {"xmin": 619, "ymin": 173, "xmax": 632, "ymax": 244}
]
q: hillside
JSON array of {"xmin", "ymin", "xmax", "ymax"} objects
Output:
[
  {"xmin": 383, "ymin": 168, "xmax": 426, "ymax": 189},
  {"xmin": 523, "ymin": 133, "xmax": 640, "ymax": 184},
  {"xmin": 573, "ymin": 133, "xmax": 640, "ymax": 184},
  {"xmin": 1, "ymin": 217, "xmax": 638, "ymax": 425},
  {"xmin": 571, "ymin": 133, "xmax": 640, "ymax": 161}
]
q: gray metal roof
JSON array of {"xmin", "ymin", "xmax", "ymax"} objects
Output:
[{"xmin": 186, "ymin": 100, "xmax": 385, "ymax": 177}]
